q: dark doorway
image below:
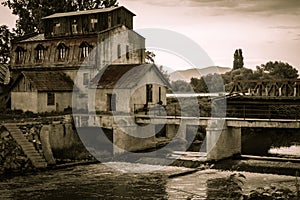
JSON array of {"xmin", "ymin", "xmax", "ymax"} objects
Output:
[{"xmin": 107, "ymin": 94, "xmax": 116, "ymax": 111}]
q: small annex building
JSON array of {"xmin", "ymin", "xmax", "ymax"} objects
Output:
[
  {"xmin": 11, "ymin": 71, "xmax": 75, "ymax": 113},
  {"xmin": 90, "ymin": 63, "xmax": 171, "ymax": 113}
]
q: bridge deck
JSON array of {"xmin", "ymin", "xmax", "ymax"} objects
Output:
[{"xmin": 134, "ymin": 115, "xmax": 300, "ymax": 129}]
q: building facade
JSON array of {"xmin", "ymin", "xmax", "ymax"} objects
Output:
[{"xmin": 10, "ymin": 6, "xmax": 149, "ymax": 112}]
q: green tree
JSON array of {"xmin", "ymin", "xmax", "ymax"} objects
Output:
[
  {"xmin": 0, "ymin": 25, "xmax": 13, "ymax": 63},
  {"xmin": 233, "ymin": 49, "xmax": 244, "ymax": 70},
  {"xmin": 2, "ymin": 0, "xmax": 118, "ymax": 35},
  {"xmin": 256, "ymin": 61, "xmax": 298, "ymax": 79},
  {"xmin": 190, "ymin": 77, "xmax": 208, "ymax": 93},
  {"xmin": 145, "ymin": 50, "xmax": 155, "ymax": 63},
  {"xmin": 158, "ymin": 65, "xmax": 170, "ymax": 82},
  {"xmin": 171, "ymin": 80, "xmax": 193, "ymax": 93},
  {"xmin": 203, "ymin": 73, "xmax": 225, "ymax": 92}
]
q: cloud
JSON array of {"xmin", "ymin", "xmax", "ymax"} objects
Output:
[
  {"xmin": 270, "ymin": 25, "xmax": 300, "ymax": 30},
  {"xmin": 294, "ymin": 33, "xmax": 300, "ymax": 40},
  {"xmin": 193, "ymin": 0, "xmax": 300, "ymax": 15},
  {"xmin": 135, "ymin": 0, "xmax": 300, "ymax": 16}
]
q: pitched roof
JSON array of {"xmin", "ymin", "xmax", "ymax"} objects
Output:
[
  {"xmin": 19, "ymin": 34, "xmax": 45, "ymax": 43},
  {"xmin": 21, "ymin": 71, "xmax": 75, "ymax": 92},
  {"xmin": 91, "ymin": 64, "xmax": 171, "ymax": 89},
  {"xmin": 42, "ymin": 6, "xmax": 135, "ymax": 20}
]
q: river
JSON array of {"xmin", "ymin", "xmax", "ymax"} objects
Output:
[{"xmin": 0, "ymin": 162, "xmax": 297, "ymax": 199}]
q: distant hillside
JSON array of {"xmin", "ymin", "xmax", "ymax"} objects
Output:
[{"xmin": 169, "ymin": 66, "xmax": 231, "ymax": 82}]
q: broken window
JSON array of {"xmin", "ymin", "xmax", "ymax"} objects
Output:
[
  {"xmin": 72, "ymin": 19, "xmax": 78, "ymax": 34},
  {"xmin": 35, "ymin": 44, "xmax": 46, "ymax": 62},
  {"xmin": 53, "ymin": 22, "xmax": 61, "ymax": 34},
  {"xmin": 57, "ymin": 43, "xmax": 68, "ymax": 61},
  {"xmin": 108, "ymin": 16, "xmax": 112, "ymax": 28},
  {"xmin": 91, "ymin": 18, "xmax": 98, "ymax": 32},
  {"xmin": 15, "ymin": 46, "xmax": 26, "ymax": 64},
  {"xmin": 80, "ymin": 41, "xmax": 92, "ymax": 59}
]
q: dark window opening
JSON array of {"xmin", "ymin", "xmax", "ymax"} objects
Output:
[
  {"xmin": 53, "ymin": 22, "xmax": 61, "ymax": 34},
  {"xmin": 47, "ymin": 93, "xmax": 55, "ymax": 106},
  {"xmin": 146, "ymin": 84, "xmax": 153, "ymax": 103},
  {"xmin": 80, "ymin": 42, "xmax": 92, "ymax": 59},
  {"xmin": 108, "ymin": 16, "xmax": 112, "ymax": 28},
  {"xmin": 126, "ymin": 45, "xmax": 130, "ymax": 59},
  {"xmin": 159, "ymin": 87, "xmax": 162, "ymax": 103},
  {"xmin": 91, "ymin": 18, "xmax": 98, "ymax": 32},
  {"xmin": 35, "ymin": 44, "xmax": 46, "ymax": 62},
  {"xmin": 57, "ymin": 43, "xmax": 68, "ymax": 61},
  {"xmin": 107, "ymin": 94, "xmax": 116, "ymax": 111},
  {"xmin": 117, "ymin": 17, "xmax": 121, "ymax": 24},
  {"xmin": 83, "ymin": 73, "xmax": 89, "ymax": 85},
  {"xmin": 15, "ymin": 46, "xmax": 26, "ymax": 63},
  {"xmin": 72, "ymin": 19, "xmax": 78, "ymax": 34},
  {"xmin": 117, "ymin": 44, "xmax": 121, "ymax": 59},
  {"xmin": 58, "ymin": 48, "xmax": 66, "ymax": 60}
]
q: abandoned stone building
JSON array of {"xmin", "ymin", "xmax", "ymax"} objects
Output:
[{"xmin": 9, "ymin": 6, "xmax": 170, "ymax": 113}]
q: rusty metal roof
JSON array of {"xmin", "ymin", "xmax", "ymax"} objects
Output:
[
  {"xmin": 21, "ymin": 71, "xmax": 75, "ymax": 92},
  {"xmin": 91, "ymin": 64, "xmax": 171, "ymax": 89},
  {"xmin": 42, "ymin": 6, "xmax": 135, "ymax": 20}
]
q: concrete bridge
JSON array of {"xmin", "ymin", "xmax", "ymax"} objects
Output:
[{"xmin": 74, "ymin": 114, "xmax": 300, "ymax": 161}]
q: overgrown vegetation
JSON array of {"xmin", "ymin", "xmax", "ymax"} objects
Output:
[
  {"xmin": 188, "ymin": 61, "xmax": 299, "ymax": 93},
  {"xmin": 0, "ymin": 107, "xmax": 73, "ymax": 121}
]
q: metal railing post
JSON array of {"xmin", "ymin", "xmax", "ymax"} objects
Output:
[{"xmin": 243, "ymin": 104, "xmax": 246, "ymax": 120}]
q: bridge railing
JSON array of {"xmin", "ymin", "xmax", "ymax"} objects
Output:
[
  {"xmin": 230, "ymin": 79, "xmax": 300, "ymax": 97},
  {"xmin": 134, "ymin": 103, "xmax": 300, "ymax": 120},
  {"xmin": 226, "ymin": 105, "xmax": 300, "ymax": 119}
]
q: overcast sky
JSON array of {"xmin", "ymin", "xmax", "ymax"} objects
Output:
[{"xmin": 1, "ymin": 0, "xmax": 300, "ymax": 71}]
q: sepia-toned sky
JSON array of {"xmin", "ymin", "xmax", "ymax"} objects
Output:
[{"xmin": 1, "ymin": 0, "xmax": 300, "ymax": 71}]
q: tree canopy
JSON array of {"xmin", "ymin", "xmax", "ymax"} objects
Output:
[
  {"xmin": 171, "ymin": 80, "xmax": 193, "ymax": 93},
  {"xmin": 233, "ymin": 49, "xmax": 244, "ymax": 70},
  {"xmin": 191, "ymin": 61, "xmax": 299, "ymax": 93},
  {"xmin": 0, "ymin": 25, "xmax": 14, "ymax": 63},
  {"xmin": 256, "ymin": 61, "xmax": 298, "ymax": 79},
  {"xmin": 2, "ymin": 0, "xmax": 119, "ymax": 35}
]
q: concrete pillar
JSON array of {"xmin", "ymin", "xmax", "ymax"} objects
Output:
[
  {"xmin": 206, "ymin": 120, "xmax": 241, "ymax": 161},
  {"xmin": 113, "ymin": 124, "xmax": 156, "ymax": 155},
  {"xmin": 40, "ymin": 125, "xmax": 56, "ymax": 165}
]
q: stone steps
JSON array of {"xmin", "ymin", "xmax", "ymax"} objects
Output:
[{"xmin": 4, "ymin": 124, "xmax": 48, "ymax": 169}]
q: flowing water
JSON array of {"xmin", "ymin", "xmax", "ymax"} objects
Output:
[{"xmin": 0, "ymin": 162, "xmax": 297, "ymax": 200}]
